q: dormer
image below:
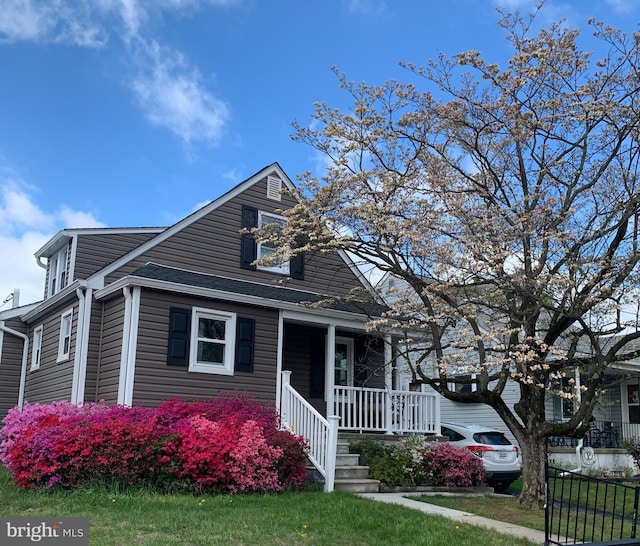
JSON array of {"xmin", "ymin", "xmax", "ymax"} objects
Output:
[{"xmin": 36, "ymin": 233, "xmax": 73, "ymax": 299}]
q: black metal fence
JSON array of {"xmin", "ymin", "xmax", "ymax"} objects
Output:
[{"xmin": 546, "ymin": 465, "xmax": 640, "ymax": 545}]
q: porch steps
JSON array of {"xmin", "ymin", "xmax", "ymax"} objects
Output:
[{"xmin": 333, "ymin": 439, "xmax": 380, "ymax": 493}]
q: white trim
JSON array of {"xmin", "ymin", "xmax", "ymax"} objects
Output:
[
  {"xmin": 31, "ymin": 324, "xmax": 43, "ymax": 371},
  {"xmin": 71, "ymin": 287, "xmax": 93, "ymax": 405},
  {"xmin": 257, "ymin": 210, "xmax": 289, "ymax": 275},
  {"xmin": 188, "ymin": 307, "xmax": 236, "ymax": 375},
  {"xmin": 0, "ymin": 327, "xmax": 3, "ymax": 368},
  {"xmin": 117, "ymin": 287, "xmax": 141, "ymax": 406},
  {"xmin": 89, "ymin": 164, "xmax": 295, "ymax": 285},
  {"xmin": 0, "ymin": 321, "xmax": 29, "ymax": 410},
  {"xmin": 325, "ymin": 325, "xmax": 336, "ymax": 406},
  {"xmin": 22, "ymin": 279, "xmax": 86, "ymax": 322},
  {"xmin": 56, "ymin": 307, "xmax": 74, "ymax": 363}
]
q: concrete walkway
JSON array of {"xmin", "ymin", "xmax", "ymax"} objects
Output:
[{"xmin": 358, "ymin": 492, "xmax": 547, "ymax": 545}]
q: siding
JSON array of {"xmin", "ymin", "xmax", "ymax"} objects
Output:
[
  {"xmin": 94, "ymin": 297, "xmax": 126, "ymax": 404},
  {"xmin": 130, "ymin": 289, "xmax": 279, "ymax": 407},
  {"xmin": 24, "ymin": 302, "xmax": 77, "ymax": 404},
  {"xmin": 105, "ymin": 175, "xmax": 364, "ymax": 297},
  {"xmin": 0, "ymin": 317, "xmax": 27, "ymax": 419},
  {"xmin": 83, "ymin": 300, "xmax": 105, "ymax": 403},
  {"xmin": 74, "ymin": 232, "xmax": 161, "ymax": 280}
]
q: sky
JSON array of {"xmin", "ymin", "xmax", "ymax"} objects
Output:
[{"xmin": 0, "ymin": 0, "xmax": 638, "ymax": 308}]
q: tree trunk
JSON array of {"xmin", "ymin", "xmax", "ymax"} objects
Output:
[{"xmin": 518, "ymin": 432, "xmax": 548, "ymax": 508}]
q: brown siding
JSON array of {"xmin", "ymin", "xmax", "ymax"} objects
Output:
[
  {"xmin": 24, "ymin": 302, "xmax": 77, "ymax": 404},
  {"xmin": 131, "ymin": 289, "xmax": 279, "ymax": 407},
  {"xmin": 106, "ymin": 175, "xmax": 364, "ymax": 297},
  {"xmin": 74, "ymin": 232, "xmax": 160, "ymax": 280},
  {"xmin": 94, "ymin": 297, "xmax": 126, "ymax": 404},
  {"xmin": 0, "ymin": 318, "xmax": 28, "ymax": 419},
  {"xmin": 83, "ymin": 300, "xmax": 104, "ymax": 403}
]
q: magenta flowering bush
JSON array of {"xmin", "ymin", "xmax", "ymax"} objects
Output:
[
  {"xmin": 0, "ymin": 395, "xmax": 307, "ymax": 493},
  {"xmin": 421, "ymin": 443, "xmax": 486, "ymax": 487}
]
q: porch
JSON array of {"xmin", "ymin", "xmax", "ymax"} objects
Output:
[{"xmin": 278, "ymin": 371, "xmax": 440, "ymax": 492}]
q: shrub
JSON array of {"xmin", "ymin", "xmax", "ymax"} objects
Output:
[
  {"xmin": 421, "ymin": 443, "xmax": 486, "ymax": 487},
  {"xmin": 0, "ymin": 395, "xmax": 307, "ymax": 494}
]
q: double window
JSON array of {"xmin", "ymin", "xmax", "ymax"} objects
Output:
[
  {"xmin": 57, "ymin": 308, "xmax": 73, "ymax": 362},
  {"xmin": 48, "ymin": 246, "xmax": 68, "ymax": 297}
]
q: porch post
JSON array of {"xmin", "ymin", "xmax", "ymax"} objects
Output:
[
  {"xmin": 325, "ymin": 324, "xmax": 336, "ymax": 418},
  {"xmin": 280, "ymin": 370, "xmax": 292, "ymax": 427},
  {"xmin": 384, "ymin": 335, "xmax": 393, "ymax": 434}
]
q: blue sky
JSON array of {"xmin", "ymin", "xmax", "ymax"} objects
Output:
[{"xmin": 0, "ymin": 0, "xmax": 638, "ymax": 307}]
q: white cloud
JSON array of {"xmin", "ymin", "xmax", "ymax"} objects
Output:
[
  {"xmin": 130, "ymin": 39, "xmax": 230, "ymax": 147},
  {"xmin": 0, "ymin": 179, "xmax": 105, "ymax": 307},
  {"xmin": 0, "ymin": 0, "xmax": 108, "ymax": 47}
]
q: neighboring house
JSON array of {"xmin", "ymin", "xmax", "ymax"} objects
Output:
[
  {"xmin": 377, "ymin": 272, "xmax": 640, "ymax": 461},
  {"xmin": 0, "ymin": 163, "xmax": 440, "ymax": 490}
]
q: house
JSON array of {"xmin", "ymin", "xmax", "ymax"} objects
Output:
[{"xmin": 0, "ymin": 163, "xmax": 440, "ymax": 490}]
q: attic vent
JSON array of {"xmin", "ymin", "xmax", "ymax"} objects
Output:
[{"xmin": 266, "ymin": 175, "xmax": 282, "ymax": 201}]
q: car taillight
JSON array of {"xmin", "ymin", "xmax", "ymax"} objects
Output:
[
  {"xmin": 513, "ymin": 446, "xmax": 519, "ymax": 454},
  {"xmin": 466, "ymin": 445, "xmax": 494, "ymax": 457}
]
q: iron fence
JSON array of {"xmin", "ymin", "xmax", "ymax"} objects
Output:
[{"xmin": 546, "ymin": 465, "xmax": 640, "ymax": 545}]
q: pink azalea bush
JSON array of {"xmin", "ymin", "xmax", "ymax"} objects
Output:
[
  {"xmin": 421, "ymin": 443, "xmax": 486, "ymax": 487},
  {"xmin": 0, "ymin": 395, "xmax": 308, "ymax": 493}
]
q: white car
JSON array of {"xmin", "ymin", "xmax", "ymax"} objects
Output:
[{"xmin": 440, "ymin": 422, "xmax": 521, "ymax": 492}]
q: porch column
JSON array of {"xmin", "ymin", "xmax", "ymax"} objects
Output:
[
  {"xmin": 325, "ymin": 324, "xmax": 336, "ymax": 417},
  {"xmin": 275, "ymin": 311, "xmax": 284, "ymax": 412},
  {"xmin": 384, "ymin": 335, "xmax": 393, "ymax": 433}
]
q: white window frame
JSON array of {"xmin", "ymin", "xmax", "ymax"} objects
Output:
[
  {"xmin": 48, "ymin": 246, "xmax": 68, "ymax": 297},
  {"xmin": 188, "ymin": 307, "xmax": 236, "ymax": 375},
  {"xmin": 256, "ymin": 211, "xmax": 290, "ymax": 275},
  {"xmin": 448, "ymin": 372, "xmax": 478, "ymax": 393},
  {"xmin": 31, "ymin": 324, "xmax": 43, "ymax": 371},
  {"xmin": 57, "ymin": 308, "xmax": 73, "ymax": 363}
]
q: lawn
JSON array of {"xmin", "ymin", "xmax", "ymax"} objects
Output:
[{"xmin": 0, "ymin": 466, "xmax": 539, "ymax": 546}]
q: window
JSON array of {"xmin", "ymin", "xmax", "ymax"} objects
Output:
[
  {"xmin": 449, "ymin": 373, "xmax": 478, "ymax": 393},
  {"xmin": 188, "ymin": 307, "xmax": 236, "ymax": 375},
  {"xmin": 48, "ymin": 246, "xmax": 68, "ymax": 297},
  {"xmin": 257, "ymin": 211, "xmax": 289, "ymax": 275},
  {"xmin": 31, "ymin": 325, "xmax": 43, "ymax": 371},
  {"xmin": 57, "ymin": 308, "xmax": 73, "ymax": 362}
]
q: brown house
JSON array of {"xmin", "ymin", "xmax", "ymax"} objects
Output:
[{"xmin": 0, "ymin": 163, "xmax": 440, "ymax": 490}]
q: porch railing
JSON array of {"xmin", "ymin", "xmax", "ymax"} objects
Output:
[
  {"xmin": 279, "ymin": 371, "xmax": 339, "ymax": 492},
  {"xmin": 549, "ymin": 420, "xmax": 640, "ymax": 449},
  {"xmin": 333, "ymin": 386, "xmax": 440, "ymax": 434}
]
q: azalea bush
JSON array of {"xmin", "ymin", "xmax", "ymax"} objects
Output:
[
  {"xmin": 349, "ymin": 438, "xmax": 486, "ymax": 488},
  {"xmin": 0, "ymin": 395, "xmax": 308, "ymax": 493}
]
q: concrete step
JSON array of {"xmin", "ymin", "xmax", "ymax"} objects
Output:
[
  {"xmin": 336, "ymin": 453, "xmax": 360, "ymax": 466},
  {"xmin": 334, "ymin": 465, "xmax": 371, "ymax": 480},
  {"xmin": 334, "ymin": 478, "xmax": 381, "ymax": 493}
]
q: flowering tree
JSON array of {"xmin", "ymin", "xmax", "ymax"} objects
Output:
[{"xmin": 282, "ymin": 7, "xmax": 640, "ymax": 506}]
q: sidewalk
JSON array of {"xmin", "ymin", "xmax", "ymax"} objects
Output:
[{"xmin": 358, "ymin": 492, "xmax": 547, "ymax": 545}]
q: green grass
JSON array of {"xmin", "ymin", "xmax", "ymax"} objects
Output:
[{"xmin": 0, "ymin": 466, "xmax": 538, "ymax": 546}]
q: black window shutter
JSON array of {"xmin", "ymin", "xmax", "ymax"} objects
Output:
[
  {"xmin": 240, "ymin": 205, "xmax": 258, "ymax": 270},
  {"xmin": 167, "ymin": 307, "xmax": 191, "ymax": 366},
  {"xmin": 309, "ymin": 335, "xmax": 325, "ymax": 398},
  {"xmin": 290, "ymin": 252, "xmax": 305, "ymax": 280},
  {"xmin": 234, "ymin": 317, "xmax": 255, "ymax": 373}
]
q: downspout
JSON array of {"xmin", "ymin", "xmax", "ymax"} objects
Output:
[{"xmin": 0, "ymin": 322, "xmax": 29, "ymax": 411}]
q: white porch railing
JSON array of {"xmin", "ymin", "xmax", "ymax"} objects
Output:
[
  {"xmin": 334, "ymin": 386, "xmax": 440, "ymax": 434},
  {"xmin": 279, "ymin": 371, "xmax": 339, "ymax": 492}
]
